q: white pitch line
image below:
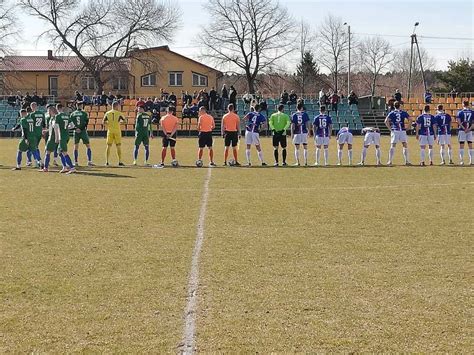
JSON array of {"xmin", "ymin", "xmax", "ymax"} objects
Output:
[{"xmin": 179, "ymin": 167, "xmax": 212, "ymax": 354}]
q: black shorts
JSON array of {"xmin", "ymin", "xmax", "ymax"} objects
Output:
[
  {"xmin": 224, "ymin": 131, "xmax": 239, "ymax": 147},
  {"xmin": 198, "ymin": 132, "xmax": 213, "ymax": 148},
  {"xmin": 162, "ymin": 132, "xmax": 177, "ymax": 148},
  {"xmin": 272, "ymin": 131, "xmax": 287, "ymax": 148}
]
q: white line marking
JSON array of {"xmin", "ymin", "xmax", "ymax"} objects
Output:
[{"xmin": 179, "ymin": 168, "xmax": 212, "ymax": 354}]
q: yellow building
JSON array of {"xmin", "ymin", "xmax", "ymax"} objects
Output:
[{"xmin": 0, "ymin": 46, "xmax": 222, "ymax": 99}]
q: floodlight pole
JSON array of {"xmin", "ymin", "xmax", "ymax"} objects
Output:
[
  {"xmin": 407, "ymin": 35, "xmax": 415, "ymax": 100},
  {"xmin": 414, "ymin": 35, "xmax": 428, "ymax": 94}
]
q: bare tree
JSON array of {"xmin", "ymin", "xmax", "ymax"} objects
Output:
[
  {"xmin": 20, "ymin": 0, "xmax": 180, "ymax": 93},
  {"xmin": 392, "ymin": 47, "xmax": 435, "ymax": 93},
  {"xmin": 200, "ymin": 0, "xmax": 295, "ymax": 94},
  {"xmin": 0, "ymin": 0, "xmax": 16, "ymax": 57},
  {"xmin": 317, "ymin": 14, "xmax": 349, "ymax": 93},
  {"xmin": 357, "ymin": 36, "xmax": 393, "ymax": 98}
]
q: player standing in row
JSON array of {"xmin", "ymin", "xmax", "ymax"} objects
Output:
[
  {"xmin": 456, "ymin": 101, "xmax": 473, "ymax": 165},
  {"xmin": 30, "ymin": 102, "xmax": 45, "ymax": 167},
  {"xmin": 70, "ymin": 102, "xmax": 94, "ymax": 166},
  {"xmin": 359, "ymin": 127, "xmax": 381, "ymax": 166},
  {"xmin": 313, "ymin": 106, "xmax": 332, "ymax": 166},
  {"xmin": 291, "ymin": 103, "xmax": 310, "ymax": 166},
  {"xmin": 415, "ymin": 105, "xmax": 437, "ymax": 166},
  {"xmin": 197, "ymin": 107, "xmax": 216, "ymax": 167},
  {"xmin": 221, "ymin": 104, "xmax": 241, "ymax": 166},
  {"xmin": 385, "ymin": 101, "xmax": 411, "ymax": 165},
  {"xmin": 336, "ymin": 126, "xmax": 353, "ymax": 166},
  {"xmin": 12, "ymin": 109, "xmax": 39, "ymax": 170},
  {"xmin": 133, "ymin": 106, "xmax": 151, "ymax": 166},
  {"xmin": 41, "ymin": 105, "xmax": 59, "ymax": 173},
  {"xmin": 244, "ymin": 105, "xmax": 267, "ymax": 166},
  {"xmin": 43, "ymin": 104, "xmax": 59, "ymax": 166},
  {"xmin": 434, "ymin": 104, "xmax": 454, "ymax": 165},
  {"xmin": 159, "ymin": 107, "xmax": 179, "ymax": 167},
  {"xmin": 55, "ymin": 104, "xmax": 76, "ymax": 174},
  {"xmin": 103, "ymin": 101, "xmax": 126, "ymax": 166},
  {"xmin": 269, "ymin": 104, "xmax": 290, "ymax": 166}
]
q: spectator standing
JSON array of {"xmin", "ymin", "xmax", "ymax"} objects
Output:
[
  {"xmin": 450, "ymin": 88, "xmax": 457, "ymax": 99},
  {"xmin": 144, "ymin": 97, "xmax": 154, "ymax": 112},
  {"xmin": 136, "ymin": 97, "xmax": 146, "ymax": 109},
  {"xmin": 168, "ymin": 92, "xmax": 177, "ymax": 106},
  {"xmin": 289, "ymin": 90, "xmax": 298, "ymax": 105},
  {"xmin": 160, "ymin": 88, "xmax": 169, "ymax": 101},
  {"xmin": 394, "ymin": 89, "xmax": 402, "ymax": 103},
  {"xmin": 319, "ymin": 89, "xmax": 325, "ymax": 101},
  {"xmin": 424, "ymin": 90, "xmax": 432, "ymax": 104},
  {"xmin": 330, "ymin": 91, "xmax": 340, "ymax": 116},
  {"xmin": 15, "ymin": 91, "xmax": 23, "ymax": 106},
  {"xmin": 32, "ymin": 92, "xmax": 40, "ymax": 105},
  {"xmin": 107, "ymin": 92, "xmax": 115, "ymax": 106},
  {"xmin": 319, "ymin": 91, "xmax": 327, "ymax": 106},
  {"xmin": 229, "ymin": 85, "xmax": 237, "ymax": 107},
  {"xmin": 209, "ymin": 87, "xmax": 217, "ymax": 111},
  {"xmin": 348, "ymin": 91, "xmax": 359, "ymax": 112},
  {"xmin": 221, "ymin": 84, "xmax": 229, "ymax": 110},
  {"xmin": 100, "ymin": 91, "xmax": 108, "ymax": 106},
  {"xmin": 7, "ymin": 93, "xmax": 16, "ymax": 107},
  {"xmin": 280, "ymin": 90, "xmax": 289, "ymax": 105}
]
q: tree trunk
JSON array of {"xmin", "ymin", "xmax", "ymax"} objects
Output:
[
  {"xmin": 94, "ymin": 73, "xmax": 104, "ymax": 95},
  {"xmin": 371, "ymin": 75, "xmax": 376, "ymax": 108},
  {"xmin": 247, "ymin": 75, "xmax": 255, "ymax": 95}
]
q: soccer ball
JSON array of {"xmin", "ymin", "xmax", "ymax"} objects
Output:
[
  {"xmin": 171, "ymin": 159, "xmax": 179, "ymax": 167},
  {"xmin": 195, "ymin": 159, "xmax": 203, "ymax": 168},
  {"xmin": 228, "ymin": 159, "xmax": 236, "ymax": 166}
]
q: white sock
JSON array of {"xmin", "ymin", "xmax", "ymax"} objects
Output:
[
  {"xmin": 246, "ymin": 149, "xmax": 251, "ymax": 164},
  {"xmin": 440, "ymin": 147, "xmax": 445, "ymax": 162},
  {"xmin": 257, "ymin": 151, "xmax": 264, "ymax": 163},
  {"xmin": 388, "ymin": 147, "xmax": 395, "ymax": 163},
  {"xmin": 361, "ymin": 147, "xmax": 367, "ymax": 162},
  {"xmin": 460, "ymin": 149, "xmax": 464, "ymax": 162},
  {"xmin": 316, "ymin": 148, "xmax": 320, "ymax": 164},
  {"xmin": 447, "ymin": 147, "xmax": 452, "ymax": 161},
  {"xmin": 324, "ymin": 148, "xmax": 329, "ymax": 165},
  {"xmin": 348, "ymin": 149, "xmax": 353, "ymax": 165},
  {"xmin": 294, "ymin": 149, "xmax": 299, "ymax": 164},
  {"xmin": 420, "ymin": 149, "xmax": 425, "ymax": 162},
  {"xmin": 469, "ymin": 149, "xmax": 474, "ymax": 163},
  {"xmin": 428, "ymin": 149, "xmax": 433, "ymax": 162},
  {"xmin": 303, "ymin": 149, "xmax": 308, "ymax": 164},
  {"xmin": 403, "ymin": 147, "xmax": 409, "ymax": 164},
  {"xmin": 337, "ymin": 149, "xmax": 342, "ymax": 163},
  {"xmin": 376, "ymin": 148, "xmax": 381, "ymax": 163}
]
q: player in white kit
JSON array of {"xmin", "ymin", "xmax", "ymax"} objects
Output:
[
  {"xmin": 335, "ymin": 126, "xmax": 353, "ymax": 165},
  {"xmin": 434, "ymin": 104, "xmax": 454, "ymax": 165},
  {"xmin": 456, "ymin": 101, "xmax": 474, "ymax": 165},
  {"xmin": 415, "ymin": 105, "xmax": 438, "ymax": 166},
  {"xmin": 359, "ymin": 127, "xmax": 381, "ymax": 165}
]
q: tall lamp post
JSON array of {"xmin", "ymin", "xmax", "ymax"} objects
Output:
[
  {"xmin": 407, "ymin": 22, "xmax": 427, "ymax": 100},
  {"xmin": 344, "ymin": 22, "xmax": 351, "ymax": 96}
]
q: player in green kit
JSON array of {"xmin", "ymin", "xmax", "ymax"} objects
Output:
[
  {"xmin": 12, "ymin": 109, "xmax": 40, "ymax": 170},
  {"xmin": 70, "ymin": 101, "xmax": 94, "ymax": 166},
  {"xmin": 30, "ymin": 102, "xmax": 45, "ymax": 167},
  {"xmin": 133, "ymin": 106, "xmax": 151, "ymax": 166},
  {"xmin": 41, "ymin": 105, "xmax": 60, "ymax": 172},
  {"xmin": 55, "ymin": 104, "xmax": 76, "ymax": 174}
]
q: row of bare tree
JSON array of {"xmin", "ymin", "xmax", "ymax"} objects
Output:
[{"xmin": 0, "ymin": 0, "xmax": 435, "ymax": 98}]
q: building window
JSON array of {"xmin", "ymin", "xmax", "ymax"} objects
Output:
[
  {"xmin": 81, "ymin": 76, "xmax": 96, "ymax": 90},
  {"xmin": 141, "ymin": 74, "xmax": 156, "ymax": 87},
  {"xmin": 169, "ymin": 72, "xmax": 183, "ymax": 87},
  {"xmin": 113, "ymin": 77, "xmax": 128, "ymax": 90},
  {"xmin": 192, "ymin": 73, "xmax": 208, "ymax": 87}
]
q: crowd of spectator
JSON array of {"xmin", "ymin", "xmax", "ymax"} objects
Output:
[{"xmin": 7, "ymin": 91, "xmax": 48, "ymax": 108}]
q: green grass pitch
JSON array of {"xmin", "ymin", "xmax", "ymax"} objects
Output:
[{"xmin": 0, "ymin": 136, "xmax": 472, "ymax": 352}]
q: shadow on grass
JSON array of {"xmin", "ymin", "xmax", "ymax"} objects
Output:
[{"xmin": 74, "ymin": 171, "xmax": 135, "ymax": 178}]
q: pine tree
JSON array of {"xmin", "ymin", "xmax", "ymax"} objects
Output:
[{"xmin": 295, "ymin": 51, "xmax": 320, "ymax": 95}]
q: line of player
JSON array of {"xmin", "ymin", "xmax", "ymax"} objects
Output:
[{"xmin": 8, "ymin": 99, "xmax": 474, "ymax": 172}]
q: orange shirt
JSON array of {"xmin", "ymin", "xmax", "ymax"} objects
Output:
[
  {"xmin": 222, "ymin": 112, "xmax": 240, "ymax": 132},
  {"xmin": 198, "ymin": 114, "xmax": 215, "ymax": 132},
  {"xmin": 160, "ymin": 114, "xmax": 178, "ymax": 133}
]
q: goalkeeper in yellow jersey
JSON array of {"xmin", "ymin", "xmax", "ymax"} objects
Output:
[{"xmin": 102, "ymin": 101, "xmax": 127, "ymax": 166}]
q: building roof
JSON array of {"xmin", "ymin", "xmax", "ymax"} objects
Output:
[
  {"xmin": 130, "ymin": 45, "xmax": 223, "ymax": 75},
  {"xmin": 0, "ymin": 46, "xmax": 222, "ymax": 75},
  {"xmin": 0, "ymin": 55, "xmax": 131, "ymax": 72}
]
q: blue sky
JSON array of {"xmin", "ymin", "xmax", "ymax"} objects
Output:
[{"xmin": 14, "ymin": 0, "xmax": 474, "ymax": 71}]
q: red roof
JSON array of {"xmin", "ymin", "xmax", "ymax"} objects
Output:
[{"xmin": 0, "ymin": 56, "xmax": 131, "ymax": 72}]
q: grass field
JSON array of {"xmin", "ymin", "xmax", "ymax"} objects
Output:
[{"xmin": 0, "ymin": 136, "xmax": 472, "ymax": 352}]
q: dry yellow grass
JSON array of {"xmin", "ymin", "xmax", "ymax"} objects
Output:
[{"xmin": 0, "ymin": 136, "xmax": 472, "ymax": 352}]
